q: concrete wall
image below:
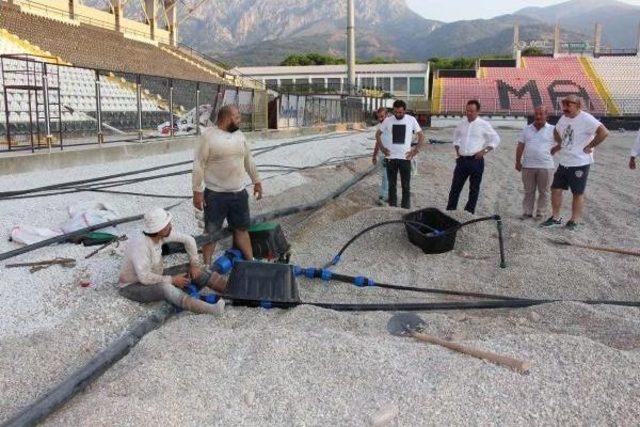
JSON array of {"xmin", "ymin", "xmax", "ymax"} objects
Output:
[{"xmin": 0, "ymin": 123, "xmax": 365, "ymax": 176}]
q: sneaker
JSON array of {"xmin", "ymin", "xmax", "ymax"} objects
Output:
[
  {"xmin": 540, "ymin": 216, "xmax": 563, "ymax": 228},
  {"xmin": 565, "ymin": 220, "xmax": 579, "ymax": 230}
]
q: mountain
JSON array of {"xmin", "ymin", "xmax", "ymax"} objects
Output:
[
  {"xmin": 84, "ymin": 0, "xmax": 640, "ymax": 65},
  {"xmin": 516, "ymin": 0, "xmax": 640, "ymax": 48},
  {"xmin": 178, "ymin": 0, "xmax": 442, "ymax": 64}
]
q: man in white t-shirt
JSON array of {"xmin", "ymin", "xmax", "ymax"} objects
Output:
[
  {"xmin": 540, "ymin": 95, "xmax": 609, "ymax": 230},
  {"xmin": 446, "ymin": 100, "xmax": 500, "ymax": 214},
  {"xmin": 629, "ymin": 130, "xmax": 640, "ymax": 170},
  {"xmin": 375, "ymin": 99, "xmax": 425, "ymax": 209},
  {"xmin": 372, "ymin": 107, "xmax": 389, "ymax": 205},
  {"xmin": 515, "ymin": 106, "xmax": 556, "ymax": 219}
]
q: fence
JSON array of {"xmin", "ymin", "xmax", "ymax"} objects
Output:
[
  {"xmin": 432, "ymin": 96, "xmax": 640, "ymax": 117},
  {"xmin": 0, "ymin": 54, "xmax": 271, "ymax": 152},
  {"xmin": 275, "ymin": 94, "xmax": 370, "ymax": 129},
  {"xmin": 0, "ymin": 55, "xmax": 375, "ymax": 152}
]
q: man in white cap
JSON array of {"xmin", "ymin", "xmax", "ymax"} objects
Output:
[
  {"xmin": 540, "ymin": 95, "xmax": 609, "ymax": 230},
  {"xmin": 629, "ymin": 130, "xmax": 640, "ymax": 170},
  {"xmin": 118, "ymin": 208, "xmax": 226, "ymax": 315}
]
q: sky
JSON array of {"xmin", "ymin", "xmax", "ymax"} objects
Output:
[{"xmin": 406, "ymin": 0, "xmax": 640, "ymax": 22}]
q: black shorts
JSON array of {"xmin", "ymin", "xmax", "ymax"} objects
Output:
[
  {"xmin": 204, "ymin": 188, "xmax": 251, "ymax": 240},
  {"xmin": 551, "ymin": 165, "xmax": 590, "ymax": 195}
]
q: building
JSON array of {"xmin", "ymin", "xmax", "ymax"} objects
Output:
[{"xmin": 234, "ymin": 63, "xmax": 430, "ymax": 111}]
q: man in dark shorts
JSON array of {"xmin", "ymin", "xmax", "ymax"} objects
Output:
[
  {"xmin": 193, "ymin": 105, "xmax": 263, "ymax": 264},
  {"xmin": 540, "ymin": 95, "xmax": 609, "ymax": 230}
]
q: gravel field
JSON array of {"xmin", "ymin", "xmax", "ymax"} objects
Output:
[{"xmin": 2, "ymin": 123, "xmax": 640, "ymax": 425}]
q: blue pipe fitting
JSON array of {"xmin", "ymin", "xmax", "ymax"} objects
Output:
[
  {"xmin": 305, "ymin": 268, "xmax": 316, "ymax": 279},
  {"xmin": 293, "ymin": 266, "xmax": 303, "ymax": 277},
  {"xmin": 202, "ymin": 294, "xmax": 219, "ymax": 304},
  {"xmin": 354, "ymin": 276, "xmax": 366, "ymax": 287},
  {"xmin": 185, "ymin": 283, "xmax": 199, "ymax": 297},
  {"xmin": 226, "ymin": 248, "xmax": 244, "ymax": 262},
  {"xmin": 213, "ymin": 255, "xmax": 233, "ymax": 275},
  {"xmin": 320, "ymin": 269, "xmax": 332, "ymax": 281}
]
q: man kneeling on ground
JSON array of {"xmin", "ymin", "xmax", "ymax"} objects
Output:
[{"xmin": 118, "ymin": 208, "xmax": 226, "ymax": 315}]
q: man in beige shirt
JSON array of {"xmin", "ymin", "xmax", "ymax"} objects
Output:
[{"xmin": 193, "ymin": 105, "xmax": 263, "ymax": 265}]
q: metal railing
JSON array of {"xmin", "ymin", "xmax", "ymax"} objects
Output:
[
  {"xmin": 0, "ymin": 54, "xmax": 270, "ymax": 152},
  {"xmin": 0, "ymin": 55, "xmax": 371, "ymax": 152},
  {"xmin": 13, "ymin": 0, "xmax": 156, "ymax": 41},
  {"xmin": 431, "ymin": 96, "xmax": 640, "ymax": 117}
]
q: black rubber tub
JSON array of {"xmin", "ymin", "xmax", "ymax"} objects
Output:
[
  {"xmin": 403, "ymin": 208, "xmax": 460, "ymax": 254},
  {"xmin": 225, "ymin": 261, "xmax": 300, "ymax": 306}
]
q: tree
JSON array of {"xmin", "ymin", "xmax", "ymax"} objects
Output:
[
  {"xmin": 521, "ymin": 47, "xmax": 546, "ymax": 57},
  {"xmin": 280, "ymin": 53, "xmax": 345, "ymax": 66}
]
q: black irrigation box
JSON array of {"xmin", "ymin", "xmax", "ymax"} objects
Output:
[
  {"xmin": 403, "ymin": 208, "xmax": 460, "ymax": 254},
  {"xmin": 225, "ymin": 261, "xmax": 300, "ymax": 306}
]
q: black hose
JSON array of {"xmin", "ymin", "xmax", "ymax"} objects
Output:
[
  {"xmin": 3, "ymin": 153, "xmax": 372, "ymax": 201},
  {"xmin": 312, "ymin": 270, "xmax": 522, "ymax": 301},
  {"xmin": 0, "ymin": 202, "xmax": 183, "ymax": 262},
  {"xmin": 0, "ymin": 304, "xmax": 175, "ymax": 427},
  {"xmin": 0, "ymin": 160, "xmax": 193, "ymax": 199},
  {"xmin": 0, "ymin": 131, "xmax": 358, "ymax": 200},
  {"xmin": 327, "ymin": 215, "xmax": 506, "ymax": 268}
]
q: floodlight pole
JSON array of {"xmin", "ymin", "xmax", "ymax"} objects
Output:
[{"xmin": 347, "ymin": 0, "xmax": 356, "ymax": 95}]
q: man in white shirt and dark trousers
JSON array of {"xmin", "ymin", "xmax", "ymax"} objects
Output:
[
  {"xmin": 447, "ymin": 100, "xmax": 500, "ymax": 215},
  {"xmin": 375, "ymin": 100, "xmax": 425, "ymax": 209},
  {"xmin": 515, "ymin": 106, "xmax": 556, "ymax": 219},
  {"xmin": 193, "ymin": 105, "xmax": 263, "ymax": 265},
  {"xmin": 540, "ymin": 95, "xmax": 609, "ymax": 230},
  {"xmin": 629, "ymin": 130, "xmax": 640, "ymax": 170}
]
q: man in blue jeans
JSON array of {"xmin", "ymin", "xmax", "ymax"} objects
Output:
[
  {"xmin": 193, "ymin": 105, "xmax": 263, "ymax": 265},
  {"xmin": 372, "ymin": 106, "xmax": 389, "ymax": 205},
  {"xmin": 375, "ymin": 100, "xmax": 425, "ymax": 209},
  {"xmin": 447, "ymin": 100, "xmax": 500, "ymax": 214}
]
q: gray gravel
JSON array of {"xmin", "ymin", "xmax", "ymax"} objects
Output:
[{"xmin": 3, "ymin": 125, "xmax": 640, "ymax": 424}]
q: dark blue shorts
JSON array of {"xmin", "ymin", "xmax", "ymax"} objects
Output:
[
  {"xmin": 204, "ymin": 188, "xmax": 251, "ymax": 241},
  {"xmin": 551, "ymin": 165, "xmax": 590, "ymax": 195}
]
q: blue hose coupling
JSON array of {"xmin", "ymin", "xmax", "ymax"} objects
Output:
[
  {"xmin": 202, "ymin": 294, "xmax": 219, "ymax": 304},
  {"xmin": 293, "ymin": 266, "xmax": 303, "ymax": 277},
  {"xmin": 226, "ymin": 248, "xmax": 244, "ymax": 263},
  {"xmin": 304, "ymin": 268, "xmax": 317, "ymax": 279},
  {"xmin": 213, "ymin": 255, "xmax": 233, "ymax": 275},
  {"xmin": 354, "ymin": 276, "xmax": 374, "ymax": 287},
  {"xmin": 320, "ymin": 269, "xmax": 332, "ymax": 281},
  {"xmin": 186, "ymin": 283, "xmax": 199, "ymax": 297}
]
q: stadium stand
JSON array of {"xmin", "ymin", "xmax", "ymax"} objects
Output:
[
  {"xmin": 435, "ymin": 57, "xmax": 608, "ymax": 116},
  {"xmin": 0, "ymin": 3, "xmax": 226, "ymax": 84},
  {"xmin": 0, "ymin": 28, "xmax": 175, "ymax": 142},
  {"xmin": 588, "ymin": 56, "xmax": 640, "ymax": 115}
]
